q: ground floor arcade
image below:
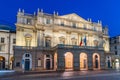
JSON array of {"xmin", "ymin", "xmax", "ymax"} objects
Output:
[{"xmin": 14, "ymin": 46, "xmax": 112, "ymax": 71}]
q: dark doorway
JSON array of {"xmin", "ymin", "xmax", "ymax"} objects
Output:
[
  {"xmin": 0, "ymin": 57, "xmax": 5, "ymax": 70},
  {"xmin": 95, "ymin": 55, "xmax": 98, "ymax": 68},
  {"xmin": 108, "ymin": 60, "xmax": 110, "ymax": 68},
  {"xmin": 46, "ymin": 59, "xmax": 50, "ymax": 70},
  {"xmin": 24, "ymin": 59, "xmax": 30, "ymax": 71}
]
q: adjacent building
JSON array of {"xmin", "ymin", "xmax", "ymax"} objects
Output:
[
  {"xmin": 14, "ymin": 9, "xmax": 111, "ymax": 71},
  {"xmin": 110, "ymin": 36, "xmax": 120, "ymax": 69},
  {"xmin": 0, "ymin": 25, "xmax": 16, "ymax": 70}
]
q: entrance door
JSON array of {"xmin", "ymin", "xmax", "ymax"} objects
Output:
[
  {"xmin": 95, "ymin": 59, "xmax": 98, "ymax": 68},
  {"xmin": 65, "ymin": 52, "xmax": 73, "ymax": 70},
  {"xmin": 46, "ymin": 59, "xmax": 50, "ymax": 70},
  {"xmin": 108, "ymin": 60, "xmax": 110, "ymax": 68},
  {"xmin": 0, "ymin": 57, "xmax": 5, "ymax": 70},
  {"xmin": 25, "ymin": 59, "xmax": 30, "ymax": 71}
]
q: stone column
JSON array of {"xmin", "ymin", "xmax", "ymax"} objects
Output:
[
  {"xmin": 89, "ymin": 34, "xmax": 93, "ymax": 46},
  {"xmin": 41, "ymin": 29, "xmax": 45, "ymax": 47},
  {"xmin": 78, "ymin": 33, "xmax": 81, "ymax": 45},
  {"xmin": 37, "ymin": 30, "xmax": 41, "ymax": 47},
  {"xmin": 21, "ymin": 28, "xmax": 25, "ymax": 46},
  {"xmin": 52, "ymin": 30, "xmax": 57, "ymax": 46}
]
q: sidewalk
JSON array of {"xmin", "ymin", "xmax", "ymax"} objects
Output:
[
  {"xmin": 0, "ymin": 70, "xmax": 57, "ymax": 78},
  {"xmin": 0, "ymin": 69, "xmax": 118, "ymax": 78}
]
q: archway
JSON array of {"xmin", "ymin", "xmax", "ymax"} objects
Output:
[
  {"xmin": 64, "ymin": 52, "xmax": 73, "ymax": 70},
  {"xmin": 106, "ymin": 56, "xmax": 111, "ymax": 68},
  {"xmin": 0, "ymin": 56, "xmax": 5, "ymax": 70},
  {"xmin": 54, "ymin": 53, "xmax": 57, "ymax": 70},
  {"xmin": 80, "ymin": 53, "xmax": 88, "ymax": 70},
  {"xmin": 93, "ymin": 53, "xmax": 100, "ymax": 70},
  {"xmin": 115, "ymin": 59, "xmax": 119, "ymax": 69},
  {"xmin": 44, "ymin": 54, "xmax": 52, "ymax": 70}
]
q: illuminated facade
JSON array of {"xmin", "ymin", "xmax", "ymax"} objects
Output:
[
  {"xmin": 0, "ymin": 26, "xmax": 16, "ymax": 70},
  {"xmin": 110, "ymin": 36, "xmax": 120, "ymax": 69},
  {"xmin": 14, "ymin": 9, "xmax": 111, "ymax": 71}
]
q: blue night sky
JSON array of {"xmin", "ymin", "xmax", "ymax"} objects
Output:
[{"xmin": 0, "ymin": 0, "xmax": 120, "ymax": 37}]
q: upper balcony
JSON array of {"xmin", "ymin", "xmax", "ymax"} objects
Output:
[{"xmin": 14, "ymin": 44, "xmax": 104, "ymax": 51}]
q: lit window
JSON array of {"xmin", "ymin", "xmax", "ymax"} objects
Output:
[
  {"xmin": 27, "ymin": 18, "xmax": 32, "ymax": 25},
  {"xmin": 25, "ymin": 37, "xmax": 32, "ymax": 47}
]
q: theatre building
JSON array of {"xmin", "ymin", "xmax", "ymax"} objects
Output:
[{"xmin": 14, "ymin": 9, "xmax": 111, "ymax": 71}]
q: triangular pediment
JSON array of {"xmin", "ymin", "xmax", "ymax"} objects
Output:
[{"xmin": 60, "ymin": 13, "xmax": 87, "ymax": 22}]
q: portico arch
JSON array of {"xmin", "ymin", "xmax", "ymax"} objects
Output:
[
  {"xmin": 106, "ymin": 56, "xmax": 111, "ymax": 68},
  {"xmin": 22, "ymin": 53, "xmax": 32, "ymax": 71},
  {"xmin": 93, "ymin": 53, "xmax": 100, "ymax": 70},
  {"xmin": 64, "ymin": 52, "xmax": 73, "ymax": 70},
  {"xmin": 80, "ymin": 52, "xmax": 88, "ymax": 70},
  {"xmin": 0, "ymin": 56, "xmax": 5, "ymax": 70}
]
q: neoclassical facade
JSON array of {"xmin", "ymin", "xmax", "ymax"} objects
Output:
[
  {"xmin": 0, "ymin": 25, "xmax": 16, "ymax": 70},
  {"xmin": 110, "ymin": 36, "xmax": 120, "ymax": 69},
  {"xmin": 14, "ymin": 9, "xmax": 111, "ymax": 71}
]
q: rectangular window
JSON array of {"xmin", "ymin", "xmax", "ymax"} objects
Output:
[
  {"xmin": 72, "ymin": 40, "xmax": 77, "ymax": 45},
  {"xmin": 25, "ymin": 37, "xmax": 31, "ymax": 47},
  {"xmin": 115, "ymin": 51, "xmax": 118, "ymax": 55},
  {"xmin": 46, "ymin": 19, "xmax": 50, "ymax": 24},
  {"xmin": 72, "ymin": 23, "xmax": 76, "ymax": 28},
  {"xmin": 114, "ymin": 46, "xmax": 117, "ymax": 49},
  {"xmin": 45, "ymin": 39, "xmax": 51, "ymax": 47},
  {"xmin": 46, "ymin": 55, "xmax": 50, "ymax": 58},
  {"xmin": 13, "ymin": 39, "xmax": 16, "ymax": 44},
  {"xmin": 27, "ymin": 19, "xmax": 32, "ymax": 25},
  {"xmin": 61, "ymin": 22, "xmax": 64, "ymax": 26},
  {"xmin": 16, "ymin": 62, "xmax": 20, "ymax": 67},
  {"xmin": 1, "ymin": 37, "xmax": 5, "ymax": 43},
  {"xmin": 114, "ymin": 40, "xmax": 116, "ymax": 43},
  {"xmin": 38, "ymin": 59, "xmax": 41, "ymax": 66},
  {"xmin": 0, "ymin": 45, "xmax": 5, "ymax": 51},
  {"xmin": 0, "ymin": 45, "xmax": 2, "ymax": 51}
]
